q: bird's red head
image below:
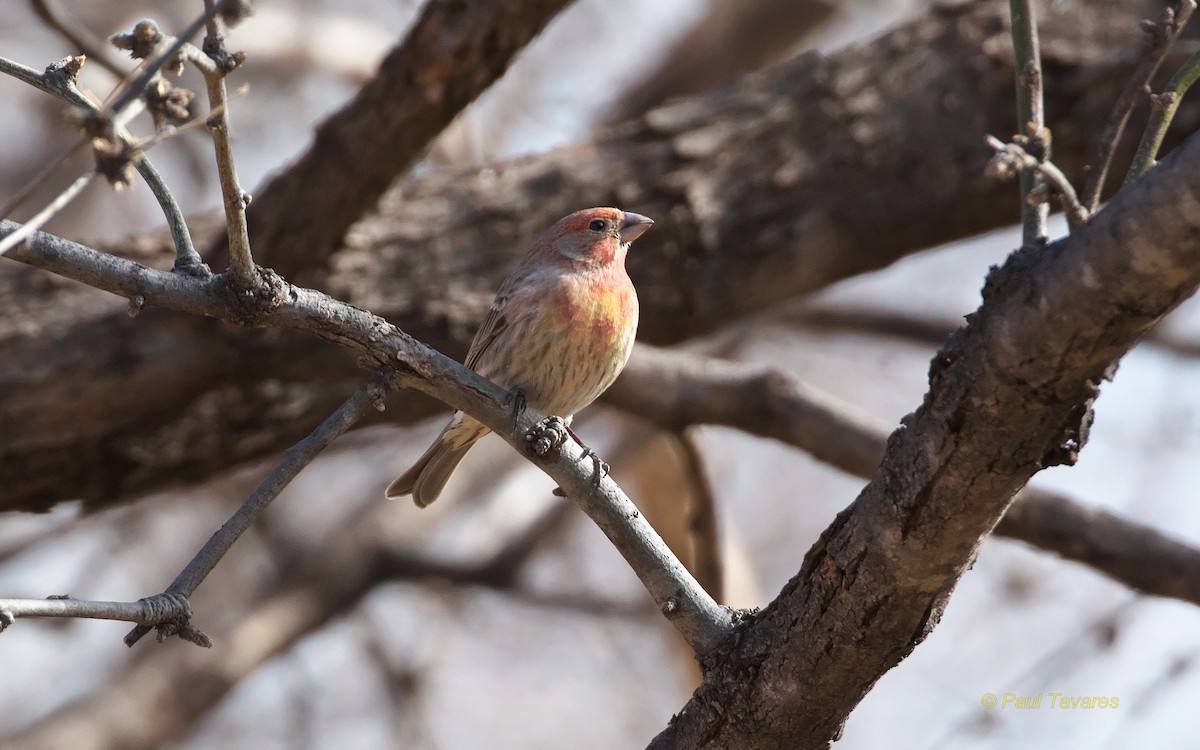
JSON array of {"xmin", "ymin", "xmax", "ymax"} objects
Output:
[{"xmin": 535, "ymin": 207, "xmax": 654, "ymax": 267}]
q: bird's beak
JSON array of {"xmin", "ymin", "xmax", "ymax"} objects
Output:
[{"xmin": 619, "ymin": 212, "xmax": 654, "ymax": 243}]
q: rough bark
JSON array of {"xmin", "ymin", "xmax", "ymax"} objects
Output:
[
  {"xmin": 0, "ymin": 0, "xmax": 1185, "ymax": 513},
  {"xmin": 646, "ymin": 108, "xmax": 1200, "ymax": 750}
]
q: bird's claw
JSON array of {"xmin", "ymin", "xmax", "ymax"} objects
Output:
[
  {"xmin": 582, "ymin": 448, "xmax": 609, "ymax": 486},
  {"xmin": 526, "ymin": 415, "xmax": 569, "ymax": 456}
]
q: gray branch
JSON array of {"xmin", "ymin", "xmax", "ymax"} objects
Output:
[{"xmin": 1, "ymin": 221, "xmax": 732, "ymax": 657}]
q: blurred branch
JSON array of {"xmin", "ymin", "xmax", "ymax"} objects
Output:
[
  {"xmin": 1127, "ymin": 44, "xmax": 1200, "ymax": 181},
  {"xmin": 1008, "ymin": 0, "xmax": 1049, "ymax": 243},
  {"xmin": 672, "ymin": 430, "xmax": 724, "ymax": 602},
  {"xmin": 5, "ymin": 0, "xmax": 1186, "ymax": 513},
  {"xmin": 1081, "ymin": 1, "xmax": 1196, "ymax": 212},
  {"xmin": 3, "ymin": 500, "xmax": 571, "ymax": 750},
  {"xmin": 610, "ymin": 345, "xmax": 1200, "ymax": 609},
  {"xmin": 29, "ymin": 0, "xmax": 127, "ymax": 78},
  {"xmin": 605, "ymin": 0, "xmax": 834, "ymax": 121},
  {"xmin": 217, "ymin": 0, "xmax": 577, "ymax": 280},
  {"xmin": 997, "ymin": 492, "xmax": 1200, "ymax": 603}
]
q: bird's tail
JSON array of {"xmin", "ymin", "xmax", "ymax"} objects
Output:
[{"xmin": 385, "ymin": 414, "xmax": 489, "ymax": 507}]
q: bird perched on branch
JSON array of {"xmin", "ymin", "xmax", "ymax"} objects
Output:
[{"xmin": 386, "ymin": 207, "xmax": 654, "ymax": 507}]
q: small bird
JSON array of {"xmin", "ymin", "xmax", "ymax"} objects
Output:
[{"xmin": 386, "ymin": 207, "xmax": 654, "ymax": 507}]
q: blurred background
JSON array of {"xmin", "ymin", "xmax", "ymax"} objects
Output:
[{"xmin": 2, "ymin": 0, "xmax": 1200, "ymax": 748}]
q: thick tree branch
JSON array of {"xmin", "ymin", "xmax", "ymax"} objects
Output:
[
  {"xmin": 647, "ymin": 109, "xmax": 1200, "ymax": 750},
  {"xmin": 216, "ymin": 0, "xmax": 576, "ymax": 280},
  {"xmin": 2, "ymin": 0, "xmax": 1185, "ymax": 514}
]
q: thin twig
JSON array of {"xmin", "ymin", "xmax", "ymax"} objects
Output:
[
  {"xmin": 1127, "ymin": 47, "xmax": 1200, "ymax": 182},
  {"xmin": 0, "ymin": 172, "xmax": 95, "ymax": 257},
  {"xmin": 1009, "ymin": 0, "xmax": 1050, "ymax": 243},
  {"xmin": 124, "ymin": 375, "xmax": 390, "ymax": 646},
  {"xmin": 1081, "ymin": 1, "xmax": 1196, "ymax": 212},
  {"xmin": 0, "ymin": 592, "xmax": 194, "ymax": 634},
  {"xmin": 986, "ymin": 135, "xmax": 1088, "ymax": 228},
  {"xmin": 196, "ymin": 6, "xmax": 254, "ymax": 285},
  {"xmin": 0, "ymin": 138, "xmax": 87, "ymax": 220},
  {"xmin": 29, "ymin": 0, "xmax": 127, "ymax": 78},
  {"xmin": 0, "ymin": 54, "xmax": 204, "ymax": 272},
  {"xmin": 674, "ymin": 430, "xmax": 724, "ymax": 602},
  {"xmin": 104, "ymin": 2, "xmax": 227, "ymax": 116}
]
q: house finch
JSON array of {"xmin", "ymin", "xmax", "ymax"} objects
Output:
[{"xmin": 386, "ymin": 207, "xmax": 654, "ymax": 507}]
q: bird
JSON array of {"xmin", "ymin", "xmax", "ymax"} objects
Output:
[{"xmin": 386, "ymin": 207, "xmax": 654, "ymax": 507}]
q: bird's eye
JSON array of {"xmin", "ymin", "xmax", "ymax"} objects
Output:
[{"xmin": 589, "ymin": 219, "xmax": 608, "ymax": 232}]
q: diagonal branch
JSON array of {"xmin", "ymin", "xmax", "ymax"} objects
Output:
[
  {"xmin": 123, "ymin": 375, "xmax": 389, "ymax": 646},
  {"xmin": 609, "ymin": 345, "xmax": 1200, "ymax": 607},
  {"xmin": 648, "ymin": 121, "xmax": 1200, "ymax": 749},
  {"xmin": 1081, "ymin": 0, "xmax": 1196, "ymax": 211},
  {"xmin": 1, "ymin": 220, "xmax": 734, "ymax": 657}
]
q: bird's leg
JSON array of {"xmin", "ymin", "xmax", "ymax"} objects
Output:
[
  {"xmin": 564, "ymin": 423, "xmax": 609, "ymax": 486},
  {"xmin": 507, "ymin": 386, "xmax": 528, "ymax": 420}
]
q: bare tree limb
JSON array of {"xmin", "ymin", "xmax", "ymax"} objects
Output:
[
  {"xmin": 3, "ymin": 500, "xmax": 571, "ymax": 750},
  {"xmin": 996, "ymin": 492, "xmax": 1200, "ymax": 603},
  {"xmin": 1, "ymin": 219, "xmax": 734, "ymax": 657},
  {"xmin": 123, "ymin": 375, "xmax": 388, "ymax": 646},
  {"xmin": 646, "ymin": 108, "xmax": 1200, "ymax": 750},
  {"xmin": 0, "ymin": 592, "xmax": 192, "ymax": 632}
]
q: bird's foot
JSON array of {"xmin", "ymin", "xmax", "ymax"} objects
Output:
[
  {"xmin": 581, "ymin": 447, "xmax": 609, "ymax": 486},
  {"xmin": 562, "ymin": 423, "xmax": 608, "ymax": 486},
  {"xmin": 507, "ymin": 387, "xmax": 528, "ymax": 419},
  {"xmin": 527, "ymin": 417, "xmax": 609, "ymax": 491},
  {"xmin": 526, "ymin": 415, "xmax": 569, "ymax": 456}
]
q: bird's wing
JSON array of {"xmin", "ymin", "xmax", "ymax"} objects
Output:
[{"xmin": 464, "ymin": 293, "xmax": 510, "ymax": 371}]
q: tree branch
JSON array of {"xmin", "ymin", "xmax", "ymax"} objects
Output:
[
  {"xmin": 1080, "ymin": 0, "xmax": 1196, "ymax": 212},
  {"xmin": 3, "ymin": 499, "xmax": 570, "ymax": 750},
  {"xmin": 609, "ymin": 345, "xmax": 1200, "ymax": 607},
  {"xmin": 123, "ymin": 375, "xmax": 388, "ymax": 646},
  {"xmin": 1, "ymin": 220, "xmax": 734, "ymax": 657},
  {"xmin": 1008, "ymin": 0, "xmax": 1049, "ymax": 242},
  {"xmin": 647, "ymin": 118, "xmax": 1200, "ymax": 750}
]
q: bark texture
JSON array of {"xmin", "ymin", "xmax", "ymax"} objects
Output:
[
  {"xmin": 647, "ymin": 111, "xmax": 1200, "ymax": 750},
  {"xmin": 0, "ymin": 0, "xmax": 1186, "ymax": 513}
]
